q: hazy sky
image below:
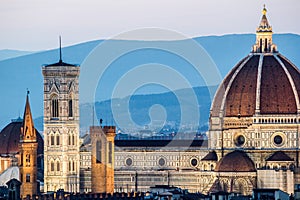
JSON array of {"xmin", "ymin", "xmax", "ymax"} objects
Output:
[{"xmin": 1, "ymin": 0, "xmax": 299, "ymax": 51}]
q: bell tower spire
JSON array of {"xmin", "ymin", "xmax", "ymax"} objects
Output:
[
  {"xmin": 21, "ymin": 90, "xmax": 36, "ymax": 142},
  {"xmin": 19, "ymin": 91, "xmax": 38, "ymax": 198},
  {"xmin": 59, "ymin": 36, "xmax": 62, "ymax": 63},
  {"xmin": 252, "ymin": 5, "xmax": 277, "ymax": 53}
]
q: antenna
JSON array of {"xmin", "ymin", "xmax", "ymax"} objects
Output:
[
  {"xmin": 59, "ymin": 36, "xmax": 62, "ymax": 62},
  {"xmin": 92, "ymin": 104, "xmax": 95, "ymax": 126}
]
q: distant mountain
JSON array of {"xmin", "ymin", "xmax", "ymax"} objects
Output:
[
  {"xmin": 0, "ymin": 49, "xmax": 35, "ymax": 61},
  {"xmin": 1, "ymin": 34, "xmax": 300, "ymax": 132},
  {"xmin": 79, "ymin": 85, "xmax": 217, "ymax": 135}
]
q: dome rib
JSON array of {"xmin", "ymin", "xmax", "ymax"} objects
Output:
[
  {"xmin": 210, "ymin": 57, "xmax": 248, "ymax": 117},
  {"xmin": 260, "ymin": 55, "xmax": 297, "ymax": 114},
  {"xmin": 275, "ymin": 55, "xmax": 300, "ymax": 111},
  {"xmin": 255, "ymin": 55, "xmax": 264, "ymax": 112},
  {"xmin": 225, "ymin": 55, "xmax": 259, "ymax": 117},
  {"xmin": 220, "ymin": 55, "xmax": 253, "ymax": 115}
]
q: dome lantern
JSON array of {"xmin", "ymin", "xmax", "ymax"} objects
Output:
[{"xmin": 252, "ymin": 5, "xmax": 277, "ymax": 53}]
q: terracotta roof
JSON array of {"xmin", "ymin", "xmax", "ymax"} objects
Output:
[
  {"xmin": 211, "ymin": 54, "xmax": 300, "ymax": 117},
  {"xmin": 201, "ymin": 151, "xmax": 218, "ymax": 161},
  {"xmin": 215, "ymin": 150, "xmax": 256, "ymax": 172},
  {"xmin": 266, "ymin": 151, "xmax": 294, "ymax": 162},
  {"xmin": 0, "ymin": 121, "xmax": 44, "ymax": 155}
]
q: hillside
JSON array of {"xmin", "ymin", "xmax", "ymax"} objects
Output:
[{"xmin": 0, "ymin": 34, "xmax": 299, "ymax": 132}]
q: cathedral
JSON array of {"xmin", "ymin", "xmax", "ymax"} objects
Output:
[
  {"xmin": 0, "ymin": 5, "xmax": 299, "ymax": 198},
  {"xmin": 79, "ymin": 6, "xmax": 300, "ymax": 195}
]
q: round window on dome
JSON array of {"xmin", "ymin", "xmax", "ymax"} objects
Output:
[
  {"xmin": 274, "ymin": 135, "xmax": 283, "ymax": 145},
  {"xmin": 125, "ymin": 157, "xmax": 133, "ymax": 166},
  {"xmin": 235, "ymin": 135, "xmax": 245, "ymax": 146},
  {"xmin": 190, "ymin": 158, "xmax": 198, "ymax": 167},
  {"xmin": 158, "ymin": 157, "xmax": 166, "ymax": 167}
]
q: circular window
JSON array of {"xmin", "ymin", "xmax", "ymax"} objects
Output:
[
  {"xmin": 190, "ymin": 158, "xmax": 198, "ymax": 167},
  {"xmin": 235, "ymin": 135, "xmax": 245, "ymax": 146},
  {"xmin": 158, "ymin": 158, "xmax": 166, "ymax": 167},
  {"xmin": 274, "ymin": 135, "xmax": 283, "ymax": 145},
  {"xmin": 125, "ymin": 158, "xmax": 133, "ymax": 166}
]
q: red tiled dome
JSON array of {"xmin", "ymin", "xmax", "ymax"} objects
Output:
[
  {"xmin": 211, "ymin": 54, "xmax": 300, "ymax": 117},
  {"xmin": 0, "ymin": 120, "xmax": 44, "ymax": 155},
  {"xmin": 215, "ymin": 150, "xmax": 256, "ymax": 172},
  {"xmin": 211, "ymin": 6, "xmax": 300, "ymax": 118}
]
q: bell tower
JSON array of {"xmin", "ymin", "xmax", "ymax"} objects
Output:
[
  {"xmin": 19, "ymin": 91, "xmax": 38, "ymax": 198},
  {"xmin": 42, "ymin": 38, "xmax": 80, "ymax": 192}
]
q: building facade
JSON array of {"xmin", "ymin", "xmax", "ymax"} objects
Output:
[{"xmin": 42, "ymin": 53, "xmax": 80, "ymax": 192}]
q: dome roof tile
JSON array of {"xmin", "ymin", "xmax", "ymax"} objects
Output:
[
  {"xmin": 0, "ymin": 121, "xmax": 43, "ymax": 155},
  {"xmin": 215, "ymin": 150, "xmax": 256, "ymax": 172}
]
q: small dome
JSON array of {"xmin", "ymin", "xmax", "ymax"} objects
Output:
[
  {"xmin": 0, "ymin": 121, "xmax": 44, "ymax": 155},
  {"xmin": 215, "ymin": 150, "xmax": 256, "ymax": 172}
]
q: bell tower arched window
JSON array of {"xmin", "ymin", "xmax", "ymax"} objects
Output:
[
  {"xmin": 50, "ymin": 134, "xmax": 55, "ymax": 146},
  {"xmin": 50, "ymin": 161, "xmax": 54, "ymax": 171},
  {"xmin": 68, "ymin": 99, "xmax": 73, "ymax": 117},
  {"xmin": 51, "ymin": 95, "xmax": 59, "ymax": 118},
  {"xmin": 56, "ymin": 134, "xmax": 60, "ymax": 145},
  {"xmin": 56, "ymin": 161, "xmax": 60, "ymax": 172}
]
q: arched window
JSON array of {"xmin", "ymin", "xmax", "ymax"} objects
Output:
[
  {"xmin": 26, "ymin": 174, "xmax": 30, "ymax": 182},
  {"xmin": 56, "ymin": 134, "xmax": 60, "ymax": 145},
  {"xmin": 222, "ymin": 181, "xmax": 228, "ymax": 192},
  {"xmin": 68, "ymin": 134, "xmax": 71, "ymax": 145},
  {"xmin": 56, "ymin": 161, "xmax": 60, "ymax": 172},
  {"xmin": 68, "ymin": 99, "xmax": 73, "ymax": 117},
  {"xmin": 72, "ymin": 161, "xmax": 75, "ymax": 172},
  {"xmin": 26, "ymin": 154, "xmax": 31, "ymax": 167},
  {"xmin": 72, "ymin": 134, "xmax": 75, "ymax": 146},
  {"xmin": 51, "ymin": 161, "xmax": 55, "ymax": 171},
  {"xmin": 51, "ymin": 134, "xmax": 55, "ymax": 146},
  {"xmin": 51, "ymin": 95, "xmax": 59, "ymax": 118},
  {"xmin": 96, "ymin": 140, "xmax": 102, "ymax": 163},
  {"xmin": 259, "ymin": 38, "xmax": 263, "ymax": 52},
  {"xmin": 264, "ymin": 38, "xmax": 268, "ymax": 51},
  {"xmin": 69, "ymin": 161, "xmax": 72, "ymax": 171}
]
